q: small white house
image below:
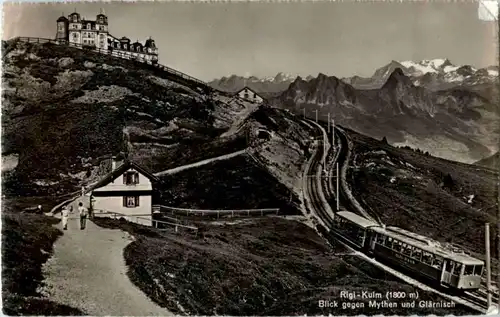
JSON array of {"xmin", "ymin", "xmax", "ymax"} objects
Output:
[
  {"xmin": 91, "ymin": 159, "xmax": 159, "ymax": 226},
  {"xmin": 235, "ymin": 86, "xmax": 264, "ymax": 103}
]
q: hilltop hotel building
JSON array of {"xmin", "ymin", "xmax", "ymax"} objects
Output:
[{"xmin": 56, "ymin": 11, "xmax": 158, "ymax": 64}]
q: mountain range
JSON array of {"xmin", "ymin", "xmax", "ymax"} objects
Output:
[
  {"xmin": 208, "ymin": 72, "xmax": 313, "ymax": 97},
  {"xmin": 268, "ymin": 68, "xmax": 499, "ymax": 163},
  {"xmin": 342, "ymin": 59, "xmax": 499, "ymax": 91},
  {"xmin": 209, "ymin": 59, "xmax": 499, "ymax": 94},
  {"xmin": 210, "ymin": 59, "xmax": 499, "ymax": 163}
]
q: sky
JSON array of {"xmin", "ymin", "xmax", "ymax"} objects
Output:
[{"xmin": 2, "ymin": 1, "xmax": 498, "ymax": 81}]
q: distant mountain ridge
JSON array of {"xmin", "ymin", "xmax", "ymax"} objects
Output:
[
  {"xmin": 269, "ymin": 68, "xmax": 499, "ymax": 163},
  {"xmin": 210, "ymin": 59, "xmax": 498, "ymax": 96},
  {"xmin": 208, "ymin": 72, "xmax": 313, "ymax": 97},
  {"xmin": 342, "ymin": 59, "xmax": 499, "ymax": 91}
]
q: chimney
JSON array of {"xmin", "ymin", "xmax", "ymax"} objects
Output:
[{"xmin": 111, "ymin": 156, "xmax": 123, "ymax": 171}]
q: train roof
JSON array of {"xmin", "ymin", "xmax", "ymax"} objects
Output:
[
  {"xmin": 370, "ymin": 226, "xmax": 483, "ymax": 265},
  {"xmin": 336, "ymin": 211, "xmax": 379, "ymax": 228}
]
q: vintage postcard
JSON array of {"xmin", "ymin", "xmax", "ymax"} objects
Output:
[{"xmin": 1, "ymin": 0, "xmax": 499, "ymax": 316}]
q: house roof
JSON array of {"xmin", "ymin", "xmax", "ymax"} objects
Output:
[
  {"xmin": 90, "ymin": 160, "xmax": 159, "ymax": 191},
  {"xmin": 234, "ymin": 86, "xmax": 262, "ymax": 97}
]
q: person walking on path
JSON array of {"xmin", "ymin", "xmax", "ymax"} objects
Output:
[
  {"xmin": 78, "ymin": 202, "xmax": 88, "ymax": 230},
  {"xmin": 61, "ymin": 205, "xmax": 69, "ymax": 230}
]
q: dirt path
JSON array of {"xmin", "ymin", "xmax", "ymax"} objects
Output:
[
  {"xmin": 154, "ymin": 149, "xmax": 246, "ymax": 176},
  {"xmin": 41, "ymin": 215, "xmax": 172, "ymax": 316}
]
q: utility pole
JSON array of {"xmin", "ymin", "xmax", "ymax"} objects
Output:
[
  {"xmin": 498, "ymin": 198, "xmax": 500, "ymax": 311},
  {"xmin": 332, "ymin": 119, "xmax": 335, "ymax": 149},
  {"xmin": 327, "ymin": 113, "xmax": 330, "ymax": 133},
  {"xmin": 323, "ymin": 139, "xmax": 326, "ymax": 168},
  {"xmin": 486, "ymin": 223, "xmax": 492, "ymax": 309},
  {"xmin": 336, "ymin": 162, "xmax": 340, "ymax": 211}
]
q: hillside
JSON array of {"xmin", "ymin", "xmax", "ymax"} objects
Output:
[
  {"xmin": 341, "ymin": 127, "xmax": 498, "ymax": 262},
  {"xmin": 93, "ymin": 216, "xmax": 473, "ymax": 316},
  {"xmin": 1, "ymin": 39, "xmax": 266, "ymax": 196},
  {"xmin": 270, "ymin": 69, "xmax": 499, "ymax": 163}
]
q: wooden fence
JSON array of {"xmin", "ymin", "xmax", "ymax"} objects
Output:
[
  {"xmin": 13, "ymin": 36, "xmax": 209, "ymax": 89},
  {"xmin": 93, "ymin": 210, "xmax": 198, "ymax": 232},
  {"xmin": 154, "ymin": 204, "xmax": 279, "ymax": 218}
]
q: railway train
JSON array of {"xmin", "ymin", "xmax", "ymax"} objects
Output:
[{"xmin": 332, "ymin": 211, "xmax": 484, "ymax": 291}]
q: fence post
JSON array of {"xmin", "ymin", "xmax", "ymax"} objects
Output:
[
  {"xmin": 232, "ymin": 210, "xmax": 234, "ymax": 218},
  {"xmin": 175, "ymin": 225, "xmax": 178, "ymax": 233},
  {"xmin": 247, "ymin": 210, "xmax": 250, "ymax": 216}
]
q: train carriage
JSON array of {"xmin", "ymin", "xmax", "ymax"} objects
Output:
[
  {"xmin": 333, "ymin": 211, "xmax": 378, "ymax": 249},
  {"xmin": 369, "ymin": 226, "xmax": 484, "ymax": 290}
]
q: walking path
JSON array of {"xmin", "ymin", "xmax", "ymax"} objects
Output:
[
  {"xmin": 154, "ymin": 149, "xmax": 246, "ymax": 176},
  {"xmin": 41, "ymin": 215, "xmax": 172, "ymax": 316}
]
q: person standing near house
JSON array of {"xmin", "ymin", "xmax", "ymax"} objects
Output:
[
  {"xmin": 78, "ymin": 202, "xmax": 88, "ymax": 230},
  {"xmin": 61, "ymin": 205, "xmax": 70, "ymax": 230}
]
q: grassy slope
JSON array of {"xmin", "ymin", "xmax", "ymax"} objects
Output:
[
  {"xmin": 158, "ymin": 155, "xmax": 300, "ymax": 214},
  {"xmin": 344, "ymin": 128, "xmax": 498, "ymax": 260},
  {"xmin": 94, "ymin": 217, "xmax": 472, "ymax": 316},
  {"xmin": 2, "ymin": 197, "xmax": 83, "ymax": 315}
]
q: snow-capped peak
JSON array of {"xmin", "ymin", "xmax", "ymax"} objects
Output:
[
  {"xmin": 273, "ymin": 72, "xmax": 297, "ymax": 82},
  {"xmin": 399, "ymin": 59, "xmax": 452, "ymax": 75}
]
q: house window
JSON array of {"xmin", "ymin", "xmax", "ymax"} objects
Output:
[
  {"xmin": 123, "ymin": 196, "xmax": 140, "ymax": 208},
  {"xmin": 123, "ymin": 172, "xmax": 139, "ymax": 185},
  {"xmin": 244, "ymin": 93, "xmax": 249, "ymax": 99},
  {"xmin": 253, "ymin": 93, "xmax": 257, "ymax": 99}
]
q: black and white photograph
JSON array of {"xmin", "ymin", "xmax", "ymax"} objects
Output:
[{"xmin": 1, "ymin": 0, "xmax": 500, "ymax": 316}]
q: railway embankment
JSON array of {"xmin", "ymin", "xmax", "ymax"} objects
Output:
[{"xmin": 337, "ymin": 127, "xmax": 378, "ymax": 222}]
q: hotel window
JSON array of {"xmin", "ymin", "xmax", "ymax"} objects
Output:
[
  {"xmin": 123, "ymin": 196, "xmax": 140, "ymax": 208},
  {"xmin": 123, "ymin": 172, "xmax": 139, "ymax": 185}
]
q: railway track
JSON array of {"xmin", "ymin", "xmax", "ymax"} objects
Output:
[{"xmin": 302, "ymin": 120, "xmax": 492, "ymax": 314}]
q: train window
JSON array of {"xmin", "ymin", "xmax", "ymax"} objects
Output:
[
  {"xmin": 403, "ymin": 244, "xmax": 412, "ymax": 256},
  {"xmin": 474, "ymin": 265, "xmax": 483, "ymax": 276},
  {"xmin": 393, "ymin": 240, "xmax": 401, "ymax": 251},
  {"xmin": 433, "ymin": 257, "xmax": 443, "ymax": 270},
  {"xmin": 376, "ymin": 234, "xmax": 385, "ymax": 244},
  {"xmin": 412, "ymin": 248, "xmax": 422, "ymax": 261},
  {"xmin": 445, "ymin": 260, "xmax": 454, "ymax": 272},
  {"xmin": 422, "ymin": 252, "xmax": 433, "ymax": 265},
  {"xmin": 463, "ymin": 265, "xmax": 474, "ymax": 276},
  {"xmin": 453, "ymin": 263, "xmax": 462, "ymax": 276},
  {"xmin": 385, "ymin": 237, "xmax": 393, "ymax": 248}
]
